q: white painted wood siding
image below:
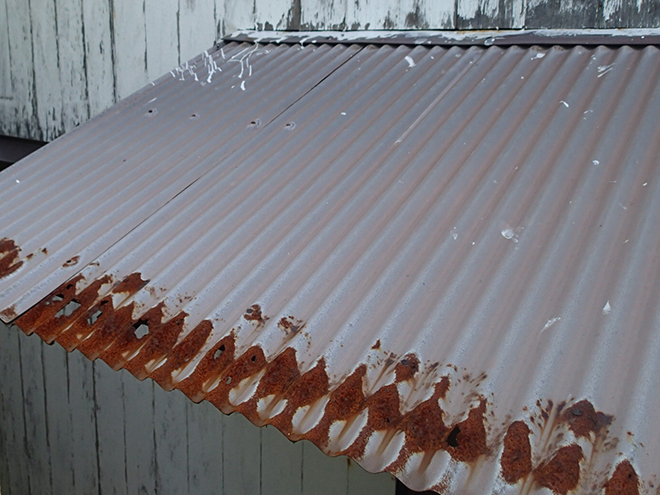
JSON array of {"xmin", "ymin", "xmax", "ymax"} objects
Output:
[
  {"xmin": 0, "ymin": 321, "xmax": 396, "ymax": 495},
  {"xmin": 1, "ymin": 0, "xmax": 659, "ymax": 141}
]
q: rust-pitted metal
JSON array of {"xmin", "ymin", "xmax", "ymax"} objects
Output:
[
  {"xmin": 0, "ymin": 237, "xmax": 22, "ymax": 279},
  {"xmin": 2, "ymin": 37, "xmax": 660, "ymax": 494}
]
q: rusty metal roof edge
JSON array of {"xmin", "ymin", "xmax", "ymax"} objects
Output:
[{"xmin": 224, "ymin": 28, "xmax": 660, "ymax": 46}]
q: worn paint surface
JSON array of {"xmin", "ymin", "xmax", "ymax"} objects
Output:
[
  {"xmin": 1, "ymin": 39, "xmax": 660, "ymax": 493},
  {"xmin": 3, "ymin": 0, "xmax": 660, "ymax": 141}
]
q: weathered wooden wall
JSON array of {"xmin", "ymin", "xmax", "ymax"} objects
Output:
[
  {"xmin": 0, "ymin": 321, "xmax": 395, "ymax": 495},
  {"xmin": 1, "ymin": 0, "xmax": 659, "ymax": 142}
]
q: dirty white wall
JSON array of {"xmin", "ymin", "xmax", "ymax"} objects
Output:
[
  {"xmin": 0, "ymin": 321, "xmax": 396, "ymax": 495},
  {"xmin": 1, "ymin": 0, "xmax": 659, "ymax": 142}
]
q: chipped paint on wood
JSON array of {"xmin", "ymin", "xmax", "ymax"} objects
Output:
[
  {"xmin": 457, "ymin": 0, "xmax": 525, "ymax": 28},
  {"xmin": 526, "ymin": 0, "xmax": 603, "ymax": 28}
]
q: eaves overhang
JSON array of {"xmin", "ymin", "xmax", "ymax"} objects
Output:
[{"xmin": 0, "ymin": 34, "xmax": 659, "ymax": 494}]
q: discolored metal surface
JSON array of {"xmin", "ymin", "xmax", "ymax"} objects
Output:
[{"xmin": 1, "ymin": 37, "xmax": 660, "ymax": 494}]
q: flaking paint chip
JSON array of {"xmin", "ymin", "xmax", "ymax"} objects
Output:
[{"xmin": 603, "ymin": 301, "xmax": 612, "ymax": 315}]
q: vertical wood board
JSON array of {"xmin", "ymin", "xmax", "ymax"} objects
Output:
[
  {"xmin": 222, "ymin": 412, "xmax": 261, "ymax": 494},
  {"xmin": 144, "ymin": 0, "xmax": 178, "ymax": 81},
  {"xmin": 179, "ymin": 0, "xmax": 217, "ymax": 64},
  {"xmin": 0, "ymin": 0, "xmax": 12, "ymax": 97},
  {"xmin": 112, "ymin": 0, "xmax": 148, "ymax": 100},
  {"xmin": 186, "ymin": 400, "xmax": 224, "ymax": 494},
  {"xmin": 261, "ymin": 425, "xmax": 304, "ymax": 495},
  {"xmin": 54, "ymin": 0, "xmax": 90, "ymax": 130},
  {"xmin": 457, "ymin": 0, "xmax": 525, "ymax": 28},
  {"xmin": 82, "ymin": 0, "xmax": 115, "ymax": 118},
  {"xmin": 154, "ymin": 388, "xmax": 190, "ymax": 495},
  {"xmin": 526, "ymin": 0, "xmax": 604, "ymax": 28},
  {"xmin": 29, "ymin": 0, "xmax": 63, "ymax": 140}
]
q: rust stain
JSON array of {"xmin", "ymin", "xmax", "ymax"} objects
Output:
[
  {"xmin": 62, "ymin": 255, "xmax": 80, "ymax": 267},
  {"xmin": 277, "ymin": 316, "xmax": 304, "ymax": 335},
  {"xmin": 395, "ymin": 353, "xmax": 420, "ymax": 381},
  {"xmin": 11, "ymin": 271, "xmax": 647, "ymax": 494},
  {"xmin": 244, "ymin": 304, "xmax": 268, "ymax": 325},
  {"xmin": 561, "ymin": 399, "xmax": 613, "ymax": 438},
  {"xmin": 371, "ymin": 339, "xmax": 381, "ymax": 350},
  {"xmin": 605, "ymin": 460, "xmax": 639, "ymax": 495},
  {"xmin": 0, "ymin": 238, "xmax": 23, "ymax": 279},
  {"xmin": 533, "ymin": 444, "xmax": 584, "ymax": 495},
  {"xmin": 501, "ymin": 420, "xmax": 532, "ymax": 483}
]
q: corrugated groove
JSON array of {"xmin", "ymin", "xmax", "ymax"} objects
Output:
[{"xmin": 2, "ymin": 40, "xmax": 660, "ymax": 494}]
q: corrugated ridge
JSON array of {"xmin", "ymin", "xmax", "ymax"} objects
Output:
[{"xmin": 3, "ymin": 42, "xmax": 660, "ymax": 494}]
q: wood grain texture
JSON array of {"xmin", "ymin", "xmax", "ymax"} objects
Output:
[
  {"xmin": 0, "ymin": 0, "xmax": 12, "ymax": 98},
  {"xmin": 145, "ymin": 0, "xmax": 178, "ymax": 81},
  {"xmin": 179, "ymin": 0, "xmax": 217, "ymax": 64},
  {"xmin": 154, "ymin": 388, "xmax": 190, "ymax": 495},
  {"xmin": 302, "ymin": 441, "xmax": 348, "ymax": 495},
  {"xmin": 222, "ymin": 411, "xmax": 261, "ymax": 494},
  {"xmin": 261, "ymin": 425, "xmax": 304, "ymax": 495},
  {"xmin": 19, "ymin": 333, "xmax": 53, "ymax": 495},
  {"xmin": 457, "ymin": 0, "xmax": 524, "ymax": 28},
  {"xmin": 603, "ymin": 0, "xmax": 660, "ymax": 27},
  {"xmin": 112, "ymin": 0, "xmax": 148, "ymax": 100},
  {"xmin": 186, "ymin": 399, "xmax": 224, "ymax": 494},
  {"xmin": 82, "ymin": 0, "xmax": 115, "ymax": 118},
  {"xmin": 55, "ymin": 0, "xmax": 89, "ymax": 132},
  {"xmin": 29, "ymin": 0, "xmax": 63, "ymax": 140},
  {"xmin": 0, "ymin": 324, "xmax": 30, "ymax": 495},
  {"xmin": 42, "ymin": 341, "xmax": 75, "ymax": 495},
  {"xmin": 95, "ymin": 360, "xmax": 129, "ymax": 495},
  {"xmin": 123, "ymin": 375, "xmax": 157, "ymax": 495},
  {"xmin": 526, "ymin": 0, "xmax": 603, "ymax": 28}
]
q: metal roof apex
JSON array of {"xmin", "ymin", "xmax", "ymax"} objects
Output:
[{"xmin": 226, "ymin": 28, "xmax": 660, "ymax": 46}]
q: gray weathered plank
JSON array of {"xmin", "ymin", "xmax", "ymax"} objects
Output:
[
  {"xmin": 154, "ymin": 387, "xmax": 189, "ymax": 495},
  {"xmin": 82, "ymin": 0, "xmax": 115, "ymax": 118},
  {"xmin": 457, "ymin": 0, "xmax": 524, "ymax": 28},
  {"xmin": 222, "ymin": 411, "xmax": 261, "ymax": 494},
  {"xmin": 123, "ymin": 375, "xmax": 157, "ymax": 495},
  {"xmin": 0, "ymin": 324, "xmax": 8, "ymax": 494},
  {"xmin": 55, "ymin": 0, "xmax": 90, "ymax": 131},
  {"xmin": 179, "ymin": 0, "xmax": 217, "ymax": 64},
  {"xmin": 42, "ymin": 341, "xmax": 75, "ymax": 495},
  {"xmin": 0, "ymin": 0, "xmax": 12, "ymax": 98},
  {"xmin": 603, "ymin": 0, "xmax": 660, "ymax": 27},
  {"xmin": 145, "ymin": 0, "xmax": 178, "ymax": 81},
  {"xmin": 29, "ymin": 0, "xmax": 63, "ymax": 140},
  {"xmin": 0, "ymin": 323, "xmax": 30, "ymax": 495},
  {"xmin": 223, "ymin": 0, "xmax": 257, "ymax": 34},
  {"xmin": 261, "ymin": 425, "xmax": 303, "ymax": 495},
  {"xmin": 186, "ymin": 400, "xmax": 224, "ymax": 494},
  {"xmin": 19, "ymin": 333, "xmax": 53, "ymax": 495},
  {"xmin": 302, "ymin": 441, "xmax": 348, "ymax": 495},
  {"xmin": 526, "ymin": 0, "xmax": 603, "ymax": 28},
  {"xmin": 95, "ymin": 359, "xmax": 128, "ymax": 495},
  {"xmin": 68, "ymin": 349, "xmax": 100, "ymax": 495},
  {"xmin": 347, "ymin": 458, "xmax": 395, "ymax": 495},
  {"xmin": 112, "ymin": 0, "xmax": 148, "ymax": 100},
  {"xmin": 2, "ymin": 0, "xmax": 37, "ymax": 139}
]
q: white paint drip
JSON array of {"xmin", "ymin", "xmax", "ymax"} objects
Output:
[
  {"xmin": 240, "ymin": 80, "xmax": 246, "ymax": 91},
  {"xmin": 501, "ymin": 228, "xmax": 517, "ymax": 242},
  {"xmin": 592, "ymin": 160, "xmax": 599, "ymax": 165},
  {"xmin": 404, "ymin": 55, "xmax": 416, "ymax": 68},
  {"xmin": 560, "ymin": 100, "xmax": 569, "ymax": 108},
  {"xmin": 597, "ymin": 64, "xmax": 615, "ymax": 77},
  {"xmin": 603, "ymin": 301, "xmax": 612, "ymax": 315},
  {"xmin": 532, "ymin": 52, "xmax": 545, "ymax": 59},
  {"xmin": 543, "ymin": 317, "xmax": 561, "ymax": 331}
]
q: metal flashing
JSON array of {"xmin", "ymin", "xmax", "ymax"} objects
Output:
[{"xmin": 1, "ymin": 39, "xmax": 659, "ymax": 494}]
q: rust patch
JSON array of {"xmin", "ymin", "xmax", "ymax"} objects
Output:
[
  {"xmin": 501, "ymin": 421, "xmax": 532, "ymax": 483},
  {"xmin": 255, "ymin": 347, "xmax": 301, "ymax": 398},
  {"xmin": 269, "ymin": 358, "xmax": 329, "ymax": 436},
  {"xmin": 533, "ymin": 444, "xmax": 584, "ymax": 495},
  {"xmin": 277, "ymin": 316, "xmax": 304, "ymax": 335},
  {"xmin": 113, "ymin": 272, "xmax": 150, "ymax": 294},
  {"xmin": 244, "ymin": 304, "xmax": 268, "ymax": 325},
  {"xmin": 604, "ymin": 460, "xmax": 639, "ymax": 495},
  {"xmin": 62, "ymin": 255, "xmax": 80, "ymax": 267},
  {"xmin": 147, "ymin": 319, "xmax": 213, "ymax": 391},
  {"xmin": 1, "ymin": 305, "xmax": 17, "ymax": 321},
  {"xmin": 371, "ymin": 340, "xmax": 381, "ymax": 350},
  {"xmin": 446, "ymin": 398, "xmax": 489, "ymax": 463},
  {"xmin": 0, "ymin": 238, "xmax": 23, "ymax": 279},
  {"xmin": 395, "ymin": 354, "xmax": 420, "ymax": 382},
  {"xmin": 561, "ymin": 399, "xmax": 613, "ymax": 438},
  {"xmin": 177, "ymin": 333, "xmax": 237, "ymax": 402}
]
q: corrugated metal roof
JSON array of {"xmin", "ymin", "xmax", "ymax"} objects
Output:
[{"xmin": 1, "ymin": 33, "xmax": 660, "ymax": 494}]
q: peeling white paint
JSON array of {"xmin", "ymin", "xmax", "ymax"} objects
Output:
[
  {"xmin": 404, "ymin": 55, "xmax": 416, "ymax": 68},
  {"xmin": 542, "ymin": 317, "xmax": 561, "ymax": 331},
  {"xmin": 560, "ymin": 100, "xmax": 569, "ymax": 108},
  {"xmin": 532, "ymin": 52, "xmax": 546, "ymax": 59},
  {"xmin": 597, "ymin": 64, "xmax": 615, "ymax": 77},
  {"xmin": 603, "ymin": 301, "xmax": 612, "ymax": 315},
  {"xmin": 592, "ymin": 159, "xmax": 600, "ymax": 165}
]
